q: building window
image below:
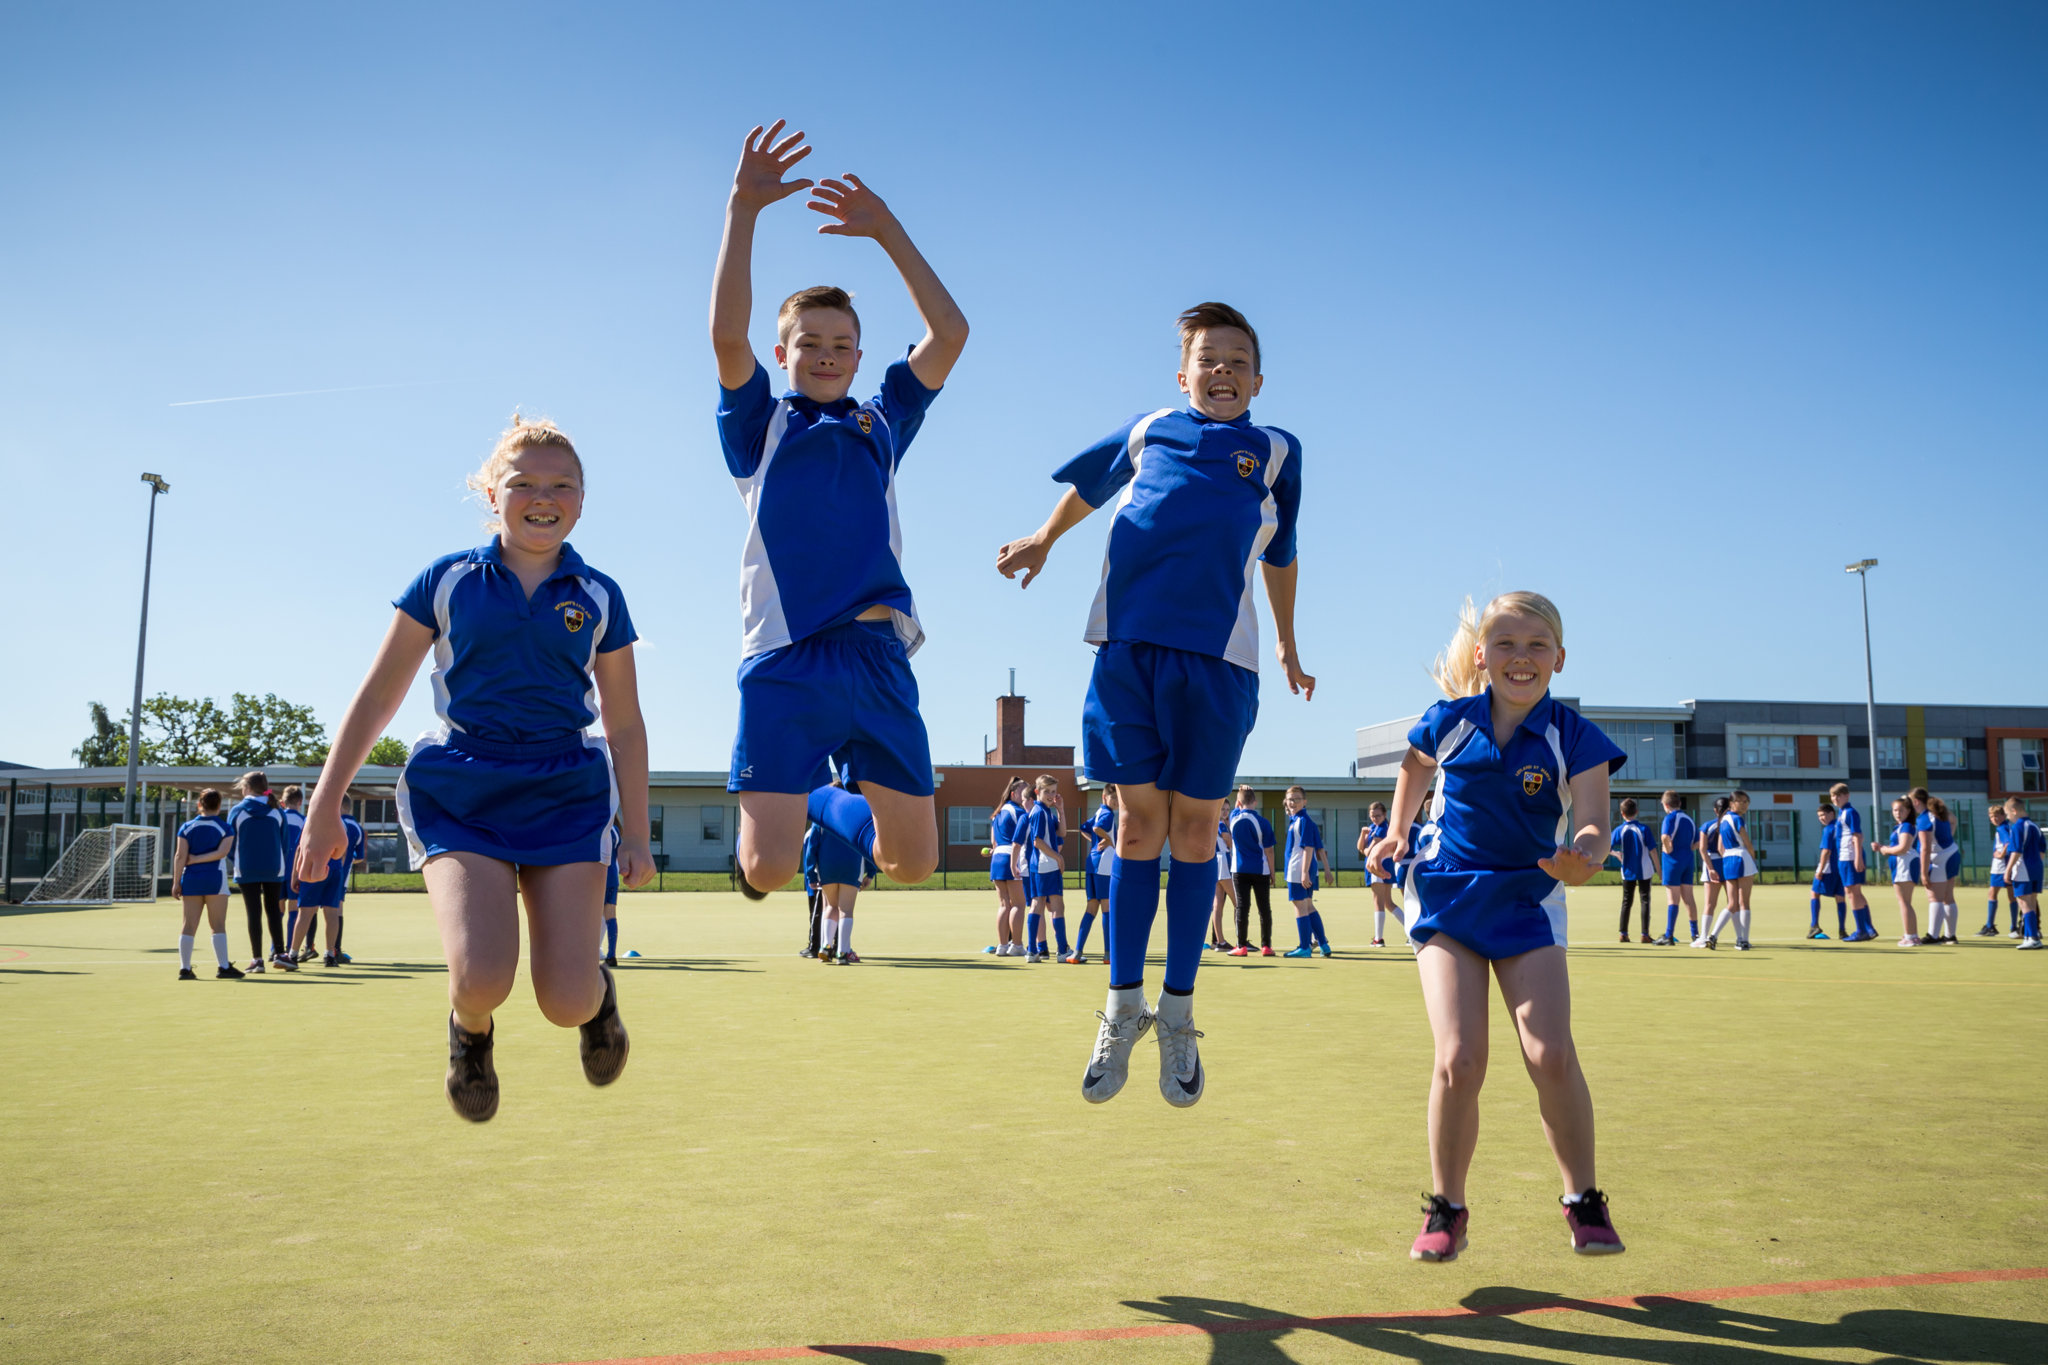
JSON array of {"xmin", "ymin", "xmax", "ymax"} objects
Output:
[
  {"xmin": 700, "ymin": 806, "xmax": 724, "ymax": 843},
  {"xmin": 947, "ymin": 806, "xmax": 986, "ymax": 846},
  {"xmin": 1753, "ymin": 811, "xmax": 1795, "ymax": 861},
  {"xmin": 1606, "ymin": 722, "xmax": 1682, "ymax": 781},
  {"xmin": 1925, "ymin": 737, "xmax": 1965, "ymax": 770},
  {"xmin": 647, "ymin": 806, "xmax": 664, "ymax": 846},
  {"xmin": 2005, "ymin": 738, "xmax": 2046, "ymax": 793},
  {"xmin": 1815, "ymin": 735, "xmax": 1835, "ymax": 768},
  {"xmin": 1877, "ymin": 736, "xmax": 1905, "ymax": 770},
  {"xmin": 1737, "ymin": 733, "xmax": 1797, "ymax": 769}
]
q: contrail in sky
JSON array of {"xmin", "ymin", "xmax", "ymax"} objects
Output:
[{"xmin": 169, "ymin": 379, "xmax": 448, "ymax": 407}]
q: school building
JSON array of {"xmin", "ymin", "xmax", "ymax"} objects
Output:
[{"xmin": 1354, "ymin": 698, "xmax": 2048, "ymax": 876}]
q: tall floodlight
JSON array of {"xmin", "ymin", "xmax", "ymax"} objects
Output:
[
  {"xmin": 1846, "ymin": 559, "xmax": 1881, "ymax": 838},
  {"xmin": 126, "ymin": 475, "xmax": 171, "ymax": 822}
]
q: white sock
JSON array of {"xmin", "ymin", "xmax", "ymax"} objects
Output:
[
  {"xmin": 1155, "ymin": 990, "xmax": 1193, "ymax": 1028},
  {"xmin": 1736, "ymin": 909, "xmax": 1752, "ymax": 941},
  {"xmin": 837, "ymin": 916, "xmax": 853, "ymax": 953},
  {"xmin": 1708, "ymin": 908, "xmax": 1734, "ymax": 939},
  {"xmin": 178, "ymin": 935, "xmax": 195, "ymax": 970},
  {"xmin": 210, "ymin": 932, "xmax": 231, "ymax": 968},
  {"xmin": 1374, "ymin": 909, "xmax": 1386, "ymax": 938},
  {"xmin": 1106, "ymin": 985, "xmax": 1150, "ymax": 1019}
]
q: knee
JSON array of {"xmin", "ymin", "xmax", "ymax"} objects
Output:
[
  {"xmin": 533, "ymin": 970, "xmax": 602, "ymax": 1028},
  {"xmin": 1520, "ymin": 1037, "xmax": 1577, "ymax": 1088},
  {"xmin": 882, "ymin": 850, "xmax": 937, "ymax": 885},
  {"xmin": 448, "ymin": 966, "xmax": 513, "ymax": 1018},
  {"xmin": 739, "ymin": 846, "xmax": 799, "ymax": 892},
  {"xmin": 1435, "ymin": 1043, "xmax": 1486, "ymax": 1091}
]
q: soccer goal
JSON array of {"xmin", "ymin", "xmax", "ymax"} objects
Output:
[{"xmin": 23, "ymin": 825, "xmax": 163, "ymax": 905}]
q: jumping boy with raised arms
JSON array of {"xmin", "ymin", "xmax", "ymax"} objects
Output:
[
  {"xmin": 710, "ymin": 121, "xmax": 969, "ymax": 897},
  {"xmin": 997, "ymin": 302, "xmax": 1311, "ymax": 1108}
]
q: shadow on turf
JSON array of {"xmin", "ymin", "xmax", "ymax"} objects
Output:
[
  {"xmin": 803, "ymin": 1349, "xmax": 944, "ymax": 1363},
  {"xmin": 1119, "ymin": 1290, "xmax": 2048, "ymax": 1363}
]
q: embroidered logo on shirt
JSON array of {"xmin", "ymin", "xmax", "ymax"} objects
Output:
[
  {"xmin": 1234, "ymin": 451, "xmax": 1257, "ymax": 477},
  {"xmin": 1516, "ymin": 765, "xmax": 1551, "ymax": 797},
  {"xmin": 556, "ymin": 602, "xmax": 588, "ymax": 633},
  {"xmin": 856, "ymin": 410, "xmax": 874, "ymax": 435}
]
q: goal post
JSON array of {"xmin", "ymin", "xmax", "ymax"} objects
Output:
[{"xmin": 23, "ymin": 825, "xmax": 163, "ymax": 906}]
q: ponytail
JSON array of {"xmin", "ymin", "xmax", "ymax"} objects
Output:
[{"xmin": 1430, "ymin": 592, "xmax": 1566, "ymax": 699}]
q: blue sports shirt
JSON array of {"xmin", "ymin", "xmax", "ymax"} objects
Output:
[
  {"xmin": 1990, "ymin": 821, "xmax": 2010, "ymax": 870},
  {"xmin": 345, "ymin": 814, "xmax": 365, "ymax": 869},
  {"xmin": 1055, "ymin": 407, "xmax": 1302, "ymax": 671},
  {"xmin": 1407, "ymin": 691, "xmax": 1627, "ymax": 871},
  {"xmin": 1662, "ymin": 810, "xmax": 1696, "ymax": 862},
  {"xmin": 2010, "ymin": 816, "xmax": 2043, "ymax": 860},
  {"xmin": 1086, "ymin": 804, "xmax": 1117, "ymax": 870},
  {"xmin": 1916, "ymin": 811, "xmax": 1957, "ymax": 852},
  {"xmin": 1228, "ymin": 808, "xmax": 1275, "ymax": 874},
  {"xmin": 991, "ymin": 803, "xmax": 1023, "ymax": 857},
  {"xmin": 1612, "ymin": 820, "xmax": 1651, "ymax": 879},
  {"xmin": 395, "ymin": 540, "xmax": 637, "ymax": 746},
  {"xmin": 1835, "ymin": 803, "xmax": 1863, "ymax": 867},
  {"xmin": 1720, "ymin": 811, "xmax": 1746, "ymax": 854},
  {"xmin": 281, "ymin": 808, "xmax": 305, "ymax": 875},
  {"xmin": 1814, "ymin": 819, "xmax": 1836, "ymax": 869},
  {"xmin": 227, "ymin": 796, "xmax": 288, "ymax": 881},
  {"xmin": 178, "ymin": 815, "xmax": 232, "ymax": 862},
  {"xmin": 1285, "ymin": 811, "xmax": 1323, "ymax": 885},
  {"xmin": 717, "ymin": 357, "xmax": 940, "ymax": 660}
]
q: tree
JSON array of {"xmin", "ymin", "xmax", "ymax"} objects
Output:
[
  {"xmin": 367, "ymin": 736, "xmax": 411, "ymax": 767},
  {"xmin": 139, "ymin": 694, "xmax": 224, "ymax": 765},
  {"xmin": 210, "ymin": 693, "xmax": 329, "ymax": 767},
  {"xmin": 73, "ymin": 692, "xmax": 329, "ymax": 768},
  {"xmin": 73, "ymin": 702, "xmax": 129, "ymax": 767}
]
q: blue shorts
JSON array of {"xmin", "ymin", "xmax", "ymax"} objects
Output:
[
  {"xmin": 815, "ymin": 834, "xmax": 865, "ymax": 887},
  {"xmin": 1660, "ymin": 855, "xmax": 1693, "ymax": 887},
  {"xmin": 1811, "ymin": 872, "xmax": 1843, "ymax": 898},
  {"xmin": 297, "ymin": 870, "xmax": 343, "ymax": 909},
  {"xmin": 1930, "ymin": 846, "xmax": 1961, "ymax": 882},
  {"xmin": 1081, "ymin": 641, "xmax": 1258, "ymax": 801},
  {"xmin": 1991, "ymin": 871, "xmax": 2006, "ymax": 889},
  {"xmin": 398, "ymin": 729, "xmax": 619, "ymax": 870},
  {"xmin": 178, "ymin": 864, "xmax": 224, "ymax": 897},
  {"xmin": 1720, "ymin": 855, "xmax": 1755, "ymax": 883},
  {"xmin": 1840, "ymin": 861, "xmax": 1864, "ymax": 887},
  {"xmin": 2011, "ymin": 856, "xmax": 2042, "ymax": 891},
  {"xmin": 1085, "ymin": 864, "xmax": 1112, "ymax": 900},
  {"xmin": 989, "ymin": 852, "xmax": 1016, "ymax": 884},
  {"xmin": 1287, "ymin": 879, "xmax": 1316, "ymax": 903},
  {"xmin": 1031, "ymin": 869, "xmax": 1065, "ymax": 901},
  {"xmin": 1405, "ymin": 845, "xmax": 1566, "ymax": 961},
  {"xmin": 729, "ymin": 620, "xmax": 934, "ymax": 797},
  {"xmin": 605, "ymin": 857, "xmax": 619, "ymax": 906}
]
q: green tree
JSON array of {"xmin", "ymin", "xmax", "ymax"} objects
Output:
[
  {"xmin": 138, "ymin": 694, "xmax": 224, "ymax": 765},
  {"xmin": 366, "ymin": 735, "xmax": 412, "ymax": 767},
  {"xmin": 74, "ymin": 692, "xmax": 329, "ymax": 768},
  {"xmin": 73, "ymin": 702, "xmax": 130, "ymax": 767},
  {"xmin": 210, "ymin": 693, "xmax": 328, "ymax": 767}
]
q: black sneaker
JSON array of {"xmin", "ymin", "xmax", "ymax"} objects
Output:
[
  {"xmin": 322, "ymin": 953, "xmax": 339, "ymax": 968},
  {"xmin": 271, "ymin": 954, "xmax": 298, "ymax": 973},
  {"xmin": 736, "ymin": 869, "xmax": 769, "ymax": 901},
  {"xmin": 177, "ymin": 967, "xmax": 197, "ymax": 980},
  {"xmin": 446, "ymin": 1015, "xmax": 499, "ymax": 1122},
  {"xmin": 602, "ymin": 953, "xmax": 618, "ymax": 969},
  {"xmin": 577, "ymin": 965, "xmax": 629, "ymax": 1087},
  {"xmin": 216, "ymin": 963, "xmax": 245, "ymax": 979},
  {"xmin": 296, "ymin": 945, "xmax": 318, "ymax": 963}
]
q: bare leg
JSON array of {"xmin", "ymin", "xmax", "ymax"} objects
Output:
[
  {"xmin": 519, "ymin": 861, "xmax": 608, "ymax": 1026},
  {"xmin": 1495, "ymin": 945, "xmax": 1596, "ymax": 1194},
  {"xmin": 1415, "ymin": 936, "xmax": 1491, "ymax": 1204},
  {"xmin": 736, "ymin": 791, "xmax": 807, "ymax": 892},
  {"xmin": 204, "ymin": 895, "xmax": 228, "ymax": 934},
  {"xmin": 322, "ymin": 907, "xmax": 340, "ymax": 955},
  {"xmin": 1895, "ymin": 882, "xmax": 1919, "ymax": 939},
  {"xmin": 180, "ymin": 896, "xmax": 205, "ymax": 937},
  {"xmin": 860, "ymin": 782, "xmax": 938, "ymax": 884},
  {"xmin": 424, "ymin": 852, "xmax": 521, "ymax": 1034}
]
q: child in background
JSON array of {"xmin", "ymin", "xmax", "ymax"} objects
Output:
[
  {"xmin": 173, "ymin": 789, "xmax": 240, "ymax": 981},
  {"xmin": 1829, "ymin": 781, "xmax": 1878, "ymax": 942},
  {"xmin": 293, "ymin": 802, "xmax": 363, "ymax": 968},
  {"xmin": 1361, "ymin": 801, "xmax": 1395, "ymax": 947},
  {"xmin": 815, "ymin": 811, "xmax": 875, "ymax": 966},
  {"xmin": 2005, "ymin": 798, "xmax": 2042, "ymax": 949},
  {"xmin": 985, "ymin": 779, "xmax": 1027, "ymax": 957},
  {"xmin": 1367, "ymin": 592, "xmax": 1627, "ymax": 1261},
  {"xmin": 1028, "ymin": 776, "xmax": 1067, "ymax": 962},
  {"xmin": 1209, "ymin": 810, "xmax": 1236, "ymax": 953},
  {"xmin": 1983, "ymin": 805, "xmax": 2016, "ymax": 937},
  {"xmin": 279, "ymin": 786, "xmax": 309, "ymax": 962},
  {"xmin": 1693, "ymin": 796, "xmax": 1728, "ymax": 948},
  {"xmin": 1281, "ymin": 786, "xmax": 1332, "ymax": 957},
  {"xmin": 801, "ymin": 822, "xmax": 823, "ymax": 957},
  {"xmin": 1912, "ymin": 788, "xmax": 1962, "ymax": 945},
  {"xmin": 602, "ymin": 841, "xmax": 621, "ymax": 968},
  {"xmin": 227, "ymin": 772, "xmax": 291, "ymax": 972},
  {"xmin": 1656, "ymin": 791, "xmax": 1695, "ymax": 946},
  {"xmin": 297, "ymin": 413, "xmax": 650, "ymax": 1123},
  {"xmin": 1610, "ymin": 798, "xmax": 1653, "ymax": 943},
  {"xmin": 1701, "ymin": 790, "xmax": 1759, "ymax": 951},
  {"xmin": 1880, "ymin": 797, "xmax": 1923, "ymax": 947},
  {"xmin": 1071, "ymin": 786, "xmax": 1119, "ymax": 964},
  {"xmin": 1809, "ymin": 803, "xmax": 1845, "ymax": 940},
  {"xmin": 710, "ymin": 122, "xmax": 968, "ymax": 898},
  {"xmin": 1228, "ymin": 787, "xmax": 1278, "ymax": 958}
]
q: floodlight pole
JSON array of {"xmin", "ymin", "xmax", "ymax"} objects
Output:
[
  {"xmin": 1847, "ymin": 559, "xmax": 1881, "ymax": 839},
  {"xmin": 125, "ymin": 475, "xmax": 170, "ymax": 823}
]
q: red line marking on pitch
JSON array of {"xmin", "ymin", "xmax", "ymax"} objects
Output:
[
  {"xmin": 0, "ymin": 947, "xmax": 28, "ymax": 963},
  {"xmin": 551, "ymin": 1265, "xmax": 2048, "ymax": 1364}
]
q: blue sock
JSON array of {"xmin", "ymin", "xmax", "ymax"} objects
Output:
[
  {"xmin": 1161, "ymin": 858, "xmax": 1211, "ymax": 994},
  {"xmin": 604, "ymin": 917, "xmax": 618, "ymax": 957},
  {"xmin": 1855, "ymin": 907, "xmax": 1874, "ymax": 936},
  {"xmin": 1808, "ymin": 896, "xmax": 1820, "ymax": 927},
  {"xmin": 1053, "ymin": 917, "xmax": 1070, "ymax": 954},
  {"xmin": 807, "ymin": 785, "xmax": 876, "ymax": 860},
  {"xmin": 1688, "ymin": 916, "xmax": 1699, "ymax": 940},
  {"xmin": 1108, "ymin": 857, "xmax": 1161, "ymax": 987},
  {"xmin": 1834, "ymin": 900, "xmax": 1847, "ymax": 936},
  {"xmin": 2027, "ymin": 909, "xmax": 2040, "ymax": 939},
  {"xmin": 1075, "ymin": 910, "xmax": 1096, "ymax": 954},
  {"xmin": 1309, "ymin": 911, "xmax": 1329, "ymax": 948},
  {"xmin": 1665, "ymin": 904, "xmax": 1678, "ymax": 939},
  {"xmin": 1987, "ymin": 896, "xmax": 1999, "ymax": 929},
  {"xmin": 285, "ymin": 909, "xmax": 299, "ymax": 946},
  {"xmin": 1026, "ymin": 912, "xmax": 1042, "ymax": 955},
  {"xmin": 1295, "ymin": 915, "xmax": 1312, "ymax": 949}
]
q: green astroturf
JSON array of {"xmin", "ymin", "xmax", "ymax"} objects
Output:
[{"xmin": 3, "ymin": 885, "xmax": 2044, "ymax": 1364}]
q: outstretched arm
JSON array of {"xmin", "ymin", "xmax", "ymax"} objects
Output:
[
  {"xmin": 297, "ymin": 611, "xmax": 434, "ymax": 882},
  {"xmin": 593, "ymin": 645, "xmax": 653, "ymax": 890},
  {"xmin": 1260, "ymin": 560, "xmax": 1315, "ymax": 699},
  {"xmin": 996, "ymin": 487, "xmax": 1095, "ymax": 588},
  {"xmin": 711, "ymin": 120, "xmax": 815, "ymax": 391},
  {"xmin": 807, "ymin": 174, "xmax": 967, "ymax": 388},
  {"xmin": 1540, "ymin": 767, "xmax": 1614, "ymax": 886}
]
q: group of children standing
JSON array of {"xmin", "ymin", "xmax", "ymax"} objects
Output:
[
  {"xmin": 982, "ymin": 774, "xmax": 1104, "ymax": 963},
  {"xmin": 171, "ymin": 771, "xmax": 362, "ymax": 978},
  {"xmin": 262, "ymin": 119, "xmax": 1645, "ymax": 1260}
]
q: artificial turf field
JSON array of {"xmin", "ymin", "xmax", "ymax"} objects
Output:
[{"xmin": 3, "ymin": 884, "xmax": 2044, "ymax": 1365}]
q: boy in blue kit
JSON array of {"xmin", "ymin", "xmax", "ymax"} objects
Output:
[
  {"xmin": 710, "ymin": 121, "xmax": 969, "ymax": 897},
  {"xmin": 1028, "ymin": 777, "xmax": 1068, "ymax": 962},
  {"xmin": 997, "ymin": 302, "xmax": 1313, "ymax": 1108},
  {"xmin": 2007, "ymin": 798, "xmax": 2043, "ymax": 950},
  {"xmin": 1610, "ymin": 799, "xmax": 1654, "ymax": 943},
  {"xmin": 1810, "ymin": 803, "xmax": 1846, "ymax": 940},
  {"xmin": 293, "ymin": 806, "xmax": 364, "ymax": 968},
  {"xmin": 279, "ymin": 787, "xmax": 311, "ymax": 962},
  {"xmin": 1227, "ymin": 786, "xmax": 1278, "ymax": 957},
  {"xmin": 1982, "ymin": 806, "xmax": 2016, "ymax": 937},
  {"xmin": 1281, "ymin": 786, "xmax": 1332, "ymax": 957},
  {"xmin": 1656, "ymin": 791, "xmax": 1695, "ymax": 945},
  {"xmin": 227, "ymin": 773, "xmax": 292, "ymax": 972},
  {"xmin": 1829, "ymin": 782, "xmax": 1879, "ymax": 941}
]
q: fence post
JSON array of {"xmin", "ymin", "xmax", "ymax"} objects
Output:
[{"xmin": 2, "ymin": 777, "xmax": 14, "ymax": 902}]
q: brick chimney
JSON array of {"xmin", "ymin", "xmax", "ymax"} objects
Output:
[{"xmin": 993, "ymin": 695, "xmax": 1027, "ymax": 765}]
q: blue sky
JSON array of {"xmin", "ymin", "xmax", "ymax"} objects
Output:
[{"xmin": 4, "ymin": 2, "xmax": 2042, "ymax": 773}]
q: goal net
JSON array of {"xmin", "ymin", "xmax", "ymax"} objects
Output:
[{"xmin": 23, "ymin": 825, "xmax": 162, "ymax": 905}]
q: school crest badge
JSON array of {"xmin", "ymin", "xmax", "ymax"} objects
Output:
[
  {"xmin": 556, "ymin": 602, "xmax": 588, "ymax": 633},
  {"xmin": 856, "ymin": 410, "xmax": 874, "ymax": 435},
  {"xmin": 1516, "ymin": 765, "xmax": 1549, "ymax": 796},
  {"xmin": 1234, "ymin": 451, "xmax": 1257, "ymax": 477}
]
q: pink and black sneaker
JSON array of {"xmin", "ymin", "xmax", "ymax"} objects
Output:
[
  {"xmin": 1562, "ymin": 1188, "xmax": 1624, "ymax": 1254},
  {"xmin": 1410, "ymin": 1193, "xmax": 1469, "ymax": 1262}
]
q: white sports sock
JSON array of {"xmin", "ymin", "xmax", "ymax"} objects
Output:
[
  {"xmin": 1736, "ymin": 909, "xmax": 1752, "ymax": 942},
  {"xmin": 1106, "ymin": 985, "xmax": 1149, "ymax": 1018},
  {"xmin": 1374, "ymin": 909, "xmax": 1386, "ymax": 938},
  {"xmin": 1155, "ymin": 990, "xmax": 1193, "ymax": 1028},
  {"xmin": 837, "ymin": 915, "xmax": 853, "ymax": 953},
  {"xmin": 210, "ymin": 932, "xmax": 231, "ymax": 968},
  {"xmin": 178, "ymin": 935, "xmax": 195, "ymax": 970},
  {"xmin": 1708, "ymin": 908, "xmax": 1734, "ymax": 939}
]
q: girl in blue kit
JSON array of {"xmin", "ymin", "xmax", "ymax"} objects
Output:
[
  {"xmin": 173, "ymin": 790, "xmax": 242, "ymax": 980},
  {"xmin": 1701, "ymin": 790, "xmax": 1758, "ymax": 951},
  {"xmin": 1071, "ymin": 785, "xmax": 1118, "ymax": 964},
  {"xmin": 986, "ymin": 779, "xmax": 1028, "ymax": 957},
  {"xmin": 1879, "ymin": 797, "xmax": 1923, "ymax": 947},
  {"xmin": 1360, "ymin": 801, "xmax": 1396, "ymax": 947},
  {"xmin": 1365, "ymin": 592, "xmax": 1627, "ymax": 1263},
  {"xmin": 1912, "ymin": 788, "xmax": 1961, "ymax": 944},
  {"xmin": 296, "ymin": 415, "xmax": 651, "ymax": 1123},
  {"xmin": 1028, "ymin": 776, "xmax": 1067, "ymax": 961}
]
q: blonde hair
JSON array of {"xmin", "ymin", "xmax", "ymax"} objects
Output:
[
  {"xmin": 1430, "ymin": 592, "xmax": 1566, "ymax": 698},
  {"xmin": 468, "ymin": 413, "xmax": 583, "ymax": 529},
  {"xmin": 778, "ymin": 285, "xmax": 859, "ymax": 346}
]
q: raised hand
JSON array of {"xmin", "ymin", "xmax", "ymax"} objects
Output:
[
  {"xmin": 996, "ymin": 534, "xmax": 1050, "ymax": 587},
  {"xmin": 1276, "ymin": 641, "xmax": 1316, "ymax": 700},
  {"xmin": 731, "ymin": 120, "xmax": 814, "ymax": 211},
  {"xmin": 807, "ymin": 174, "xmax": 901, "ymax": 240}
]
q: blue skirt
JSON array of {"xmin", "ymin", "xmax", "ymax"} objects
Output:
[
  {"xmin": 989, "ymin": 851, "xmax": 1017, "ymax": 884},
  {"xmin": 398, "ymin": 729, "xmax": 618, "ymax": 870},
  {"xmin": 1403, "ymin": 845, "xmax": 1567, "ymax": 960},
  {"xmin": 178, "ymin": 864, "xmax": 225, "ymax": 897}
]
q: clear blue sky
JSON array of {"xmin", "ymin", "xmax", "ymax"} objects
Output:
[{"xmin": 4, "ymin": 2, "xmax": 2043, "ymax": 773}]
